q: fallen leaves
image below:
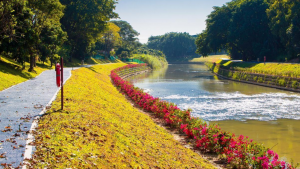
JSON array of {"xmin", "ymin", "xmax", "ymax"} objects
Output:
[{"xmin": 27, "ymin": 63, "xmax": 214, "ymax": 168}]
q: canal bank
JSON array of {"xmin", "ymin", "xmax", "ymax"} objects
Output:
[
  {"xmin": 129, "ymin": 64, "xmax": 300, "ymax": 165},
  {"xmin": 206, "ymin": 61, "xmax": 300, "ymax": 93}
]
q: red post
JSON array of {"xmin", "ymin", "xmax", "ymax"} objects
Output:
[{"xmin": 61, "ymin": 57, "xmax": 64, "ymax": 110}]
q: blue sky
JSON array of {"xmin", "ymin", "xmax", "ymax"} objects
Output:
[{"xmin": 114, "ymin": 0, "xmax": 231, "ymax": 43}]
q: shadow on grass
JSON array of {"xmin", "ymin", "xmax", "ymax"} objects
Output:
[{"xmin": 0, "ymin": 59, "xmax": 35, "ymax": 80}]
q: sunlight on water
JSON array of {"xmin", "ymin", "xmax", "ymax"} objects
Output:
[
  {"xmin": 129, "ymin": 64, "xmax": 300, "ymax": 163},
  {"xmin": 165, "ymin": 92, "xmax": 300, "ymax": 121}
]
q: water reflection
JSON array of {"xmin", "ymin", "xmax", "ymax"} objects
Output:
[
  {"xmin": 216, "ymin": 120, "xmax": 300, "ymax": 163},
  {"xmin": 129, "ymin": 64, "xmax": 300, "ymax": 164}
]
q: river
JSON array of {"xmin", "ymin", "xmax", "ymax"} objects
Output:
[{"xmin": 128, "ymin": 64, "xmax": 300, "ymax": 164}]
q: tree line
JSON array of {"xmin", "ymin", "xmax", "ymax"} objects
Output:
[
  {"xmin": 0, "ymin": 0, "xmax": 143, "ymax": 71},
  {"xmin": 147, "ymin": 32, "xmax": 199, "ymax": 62},
  {"xmin": 196, "ymin": 0, "xmax": 300, "ymax": 62}
]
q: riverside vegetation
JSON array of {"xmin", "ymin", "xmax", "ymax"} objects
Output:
[
  {"xmin": 207, "ymin": 60, "xmax": 300, "ymax": 90},
  {"xmin": 27, "ymin": 63, "xmax": 214, "ymax": 168},
  {"xmin": 112, "ymin": 64, "xmax": 298, "ymax": 169},
  {"xmin": 133, "ymin": 54, "xmax": 168, "ymax": 70}
]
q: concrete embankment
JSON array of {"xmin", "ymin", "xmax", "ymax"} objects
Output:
[
  {"xmin": 208, "ymin": 64, "xmax": 300, "ymax": 93},
  {"xmin": 117, "ymin": 66, "xmax": 152, "ymax": 79}
]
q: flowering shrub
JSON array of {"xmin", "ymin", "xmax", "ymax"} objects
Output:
[{"xmin": 111, "ymin": 64, "xmax": 295, "ymax": 169}]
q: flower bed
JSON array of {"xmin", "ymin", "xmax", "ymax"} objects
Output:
[{"xmin": 111, "ymin": 64, "xmax": 296, "ymax": 169}]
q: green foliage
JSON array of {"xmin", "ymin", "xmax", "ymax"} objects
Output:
[
  {"xmin": 121, "ymin": 51, "xmax": 129, "ymax": 58},
  {"xmin": 257, "ymin": 77, "xmax": 263, "ymax": 83},
  {"xmin": 133, "ymin": 54, "xmax": 168, "ymax": 70},
  {"xmin": 60, "ymin": 0, "xmax": 118, "ymax": 60},
  {"xmin": 292, "ymin": 81, "xmax": 298, "ymax": 89},
  {"xmin": 253, "ymin": 76, "xmax": 258, "ymax": 81},
  {"xmin": 196, "ymin": 0, "xmax": 300, "ymax": 62},
  {"xmin": 147, "ymin": 32, "xmax": 199, "ymax": 62},
  {"xmin": 94, "ymin": 22, "xmax": 121, "ymax": 56},
  {"xmin": 277, "ymin": 78, "xmax": 287, "ymax": 87},
  {"xmin": 110, "ymin": 20, "xmax": 141, "ymax": 57},
  {"xmin": 0, "ymin": 0, "xmax": 66, "ymax": 71}
]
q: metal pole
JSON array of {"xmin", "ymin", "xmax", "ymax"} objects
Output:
[{"xmin": 61, "ymin": 57, "xmax": 64, "ymax": 110}]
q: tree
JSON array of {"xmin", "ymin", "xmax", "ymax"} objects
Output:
[
  {"xmin": 195, "ymin": 31, "xmax": 211, "ymax": 57},
  {"xmin": 94, "ymin": 22, "xmax": 121, "ymax": 56},
  {"xmin": 196, "ymin": 0, "xmax": 282, "ymax": 61},
  {"xmin": 25, "ymin": 0, "xmax": 65, "ymax": 71},
  {"xmin": 267, "ymin": 0, "xmax": 300, "ymax": 59},
  {"xmin": 147, "ymin": 32, "xmax": 198, "ymax": 61},
  {"xmin": 39, "ymin": 23, "xmax": 67, "ymax": 66},
  {"xmin": 60, "ymin": 0, "xmax": 118, "ymax": 60},
  {"xmin": 110, "ymin": 20, "xmax": 141, "ymax": 56}
]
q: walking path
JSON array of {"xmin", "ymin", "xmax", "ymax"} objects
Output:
[{"xmin": 0, "ymin": 68, "xmax": 76, "ymax": 168}]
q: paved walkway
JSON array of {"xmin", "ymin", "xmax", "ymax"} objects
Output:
[{"xmin": 0, "ymin": 68, "xmax": 76, "ymax": 168}]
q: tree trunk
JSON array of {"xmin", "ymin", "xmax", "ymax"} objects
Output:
[
  {"xmin": 28, "ymin": 49, "xmax": 34, "ymax": 72},
  {"xmin": 33, "ymin": 56, "xmax": 37, "ymax": 67}
]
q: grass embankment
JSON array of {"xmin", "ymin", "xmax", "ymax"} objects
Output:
[
  {"xmin": 220, "ymin": 61, "xmax": 300, "ymax": 78},
  {"xmin": 133, "ymin": 54, "xmax": 168, "ymax": 70},
  {"xmin": 189, "ymin": 55, "xmax": 230, "ymax": 63},
  {"xmin": 28, "ymin": 63, "xmax": 214, "ymax": 168},
  {"xmin": 0, "ymin": 56, "xmax": 53, "ymax": 91},
  {"xmin": 207, "ymin": 60, "xmax": 300, "ymax": 89},
  {"xmin": 64, "ymin": 57, "xmax": 123, "ymax": 67}
]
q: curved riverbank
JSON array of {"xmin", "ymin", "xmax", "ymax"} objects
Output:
[
  {"xmin": 112, "ymin": 64, "xmax": 296, "ymax": 169},
  {"xmin": 206, "ymin": 62, "xmax": 300, "ymax": 93}
]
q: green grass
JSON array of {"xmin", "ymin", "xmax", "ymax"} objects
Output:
[
  {"xmin": 222, "ymin": 62, "xmax": 300, "ymax": 78},
  {"xmin": 133, "ymin": 54, "xmax": 168, "ymax": 70},
  {"xmin": 0, "ymin": 56, "xmax": 54, "ymax": 91},
  {"xmin": 29, "ymin": 64, "xmax": 215, "ymax": 168},
  {"xmin": 189, "ymin": 55, "xmax": 230, "ymax": 63},
  {"xmin": 63, "ymin": 57, "xmax": 123, "ymax": 67}
]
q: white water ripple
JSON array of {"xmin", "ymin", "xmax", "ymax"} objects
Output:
[{"xmin": 162, "ymin": 92, "xmax": 300, "ymax": 121}]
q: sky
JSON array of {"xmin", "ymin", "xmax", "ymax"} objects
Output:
[{"xmin": 113, "ymin": 0, "xmax": 231, "ymax": 44}]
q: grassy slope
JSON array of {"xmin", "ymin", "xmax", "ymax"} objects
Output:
[
  {"xmin": 0, "ymin": 56, "xmax": 53, "ymax": 91},
  {"xmin": 189, "ymin": 55, "xmax": 230, "ymax": 63},
  {"xmin": 30, "ymin": 63, "xmax": 214, "ymax": 168},
  {"xmin": 215, "ymin": 59, "xmax": 300, "ymax": 78},
  {"xmin": 64, "ymin": 57, "xmax": 123, "ymax": 67},
  {"xmin": 133, "ymin": 54, "xmax": 168, "ymax": 70}
]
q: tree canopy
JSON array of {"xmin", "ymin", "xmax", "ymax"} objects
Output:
[
  {"xmin": 147, "ymin": 32, "xmax": 199, "ymax": 62},
  {"xmin": 0, "ymin": 0, "xmax": 66, "ymax": 70},
  {"xmin": 110, "ymin": 20, "xmax": 141, "ymax": 57},
  {"xmin": 60, "ymin": 0, "xmax": 118, "ymax": 60},
  {"xmin": 196, "ymin": 0, "xmax": 300, "ymax": 62}
]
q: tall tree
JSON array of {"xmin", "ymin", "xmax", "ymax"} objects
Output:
[
  {"xmin": 94, "ymin": 22, "xmax": 121, "ymax": 55},
  {"xmin": 110, "ymin": 20, "xmax": 141, "ymax": 56},
  {"xmin": 60, "ymin": 0, "xmax": 118, "ymax": 60},
  {"xmin": 26, "ymin": 0, "xmax": 65, "ymax": 71},
  {"xmin": 267, "ymin": 0, "xmax": 300, "ymax": 59}
]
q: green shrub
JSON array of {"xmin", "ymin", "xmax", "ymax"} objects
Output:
[
  {"xmin": 292, "ymin": 81, "xmax": 298, "ymax": 89},
  {"xmin": 232, "ymin": 72, "xmax": 239, "ymax": 80},
  {"xmin": 133, "ymin": 54, "xmax": 167, "ymax": 70},
  {"xmin": 278, "ymin": 79, "xmax": 286, "ymax": 87}
]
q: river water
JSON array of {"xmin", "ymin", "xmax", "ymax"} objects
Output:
[{"xmin": 128, "ymin": 64, "xmax": 300, "ymax": 164}]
